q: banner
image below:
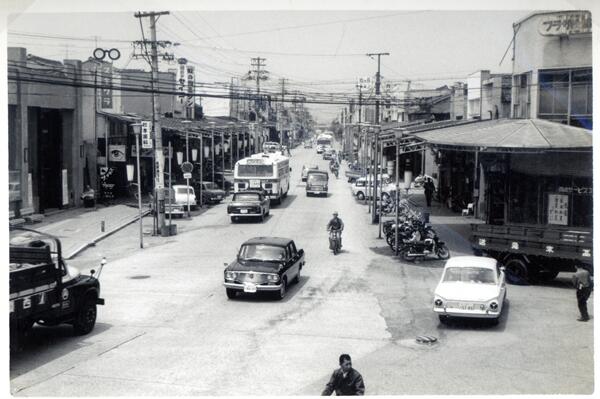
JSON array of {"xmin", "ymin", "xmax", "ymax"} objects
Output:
[{"xmin": 109, "ymin": 145, "xmax": 126, "ymax": 162}]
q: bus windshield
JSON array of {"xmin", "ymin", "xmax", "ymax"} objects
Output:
[{"xmin": 237, "ymin": 164, "xmax": 274, "ymax": 177}]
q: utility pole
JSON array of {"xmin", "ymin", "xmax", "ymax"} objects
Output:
[
  {"xmin": 134, "ymin": 10, "xmax": 170, "ymax": 235},
  {"xmin": 279, "ymin": 78, "xmax": 287, "ymax": 145},
  {"xmin": 366, "ymin": 52, "xmax": 389, "ymax": 124}
]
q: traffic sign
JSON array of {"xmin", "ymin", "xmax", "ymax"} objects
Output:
[
  {"xmin": 183, "ymin": 172, "xmax": 192, "ymax": 179},
  {"xmin": 181, "ymin": 161, "xmax": 193, "ymax": 173}
]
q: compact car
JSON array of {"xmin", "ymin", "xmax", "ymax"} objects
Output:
[{"xmin": 227, "ymin": 190, "xmax": 270, "ymax": 222}]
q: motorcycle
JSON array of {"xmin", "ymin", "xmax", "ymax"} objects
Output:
[
  {"xmin": 328, "ymin": 229, "xmax": 342, "ymax": 255},
  {"xmin": 399, "ymin": 233, "xmax": 450, "ymax": 262}
]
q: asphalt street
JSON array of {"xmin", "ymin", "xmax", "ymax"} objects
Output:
[{"xmin": 10, "ymin": 146, "xmax": 594, "ymax": 395}]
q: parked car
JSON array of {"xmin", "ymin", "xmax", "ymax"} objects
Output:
[
  {"xmin": 172, "ymin": 184, "xmax": 197, "ymax": 210},
  {"xmin": 433, "ymin": 256, "xmax": 507, "ymax": 325},
  {"xmin": 301, "ymin": 165, "xmax": 319, "ymax": 182},
  {"xmin": 223, "ymin": 237, "xmax": 305, "ymax": 300},
  {"xmin": 155, "ymin": 187, "xmax": 185, "ymax": 217},
  {"xmin": 351, "ymin": 176, "xmax": 395, "ymax": 200},
  {"xmin": 196, "ymin": 181, "xmax": 226, "ymax": 204},
  {"xmin": 227, "ymin": 190, "xmax": 270, "ymax": 223},
  {"xmin": 306, "ymin": 170, "xmax": 329, "ymax": 197}
]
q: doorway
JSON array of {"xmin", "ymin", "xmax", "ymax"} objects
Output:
[{"xmin": 37, "ymin": 109, "xmax": 63, "ymax": 211}]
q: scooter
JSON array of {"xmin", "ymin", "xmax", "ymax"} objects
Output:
[{"xmin": 328, "ymin": 229, "xmax": 342, "ymax": 255}]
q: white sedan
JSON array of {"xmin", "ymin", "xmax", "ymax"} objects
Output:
[{"xmin": 433, "ymin": 256, "xmax": 507, "ymax": 325}]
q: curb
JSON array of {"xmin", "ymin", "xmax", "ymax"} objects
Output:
[{"xmin": 65, "ymin": 209, "xmax": 151, "ymax": 260}]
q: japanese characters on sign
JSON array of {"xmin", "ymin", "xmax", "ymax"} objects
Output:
[
  {"xmin": 100, "ymin": 64, "xmax": 113, "ymax": 109},
  {"xmin": 538, "ymin": 11, "xmax": 592, "ymax": 36},
  {"xmin": 141, "ymin": 120, "xmax": 153, "ymax": 149},
  {"xmin": 548, "ymin": 193, "xmax": 569, "ymax": 226},
  {"xmin": 558, "ymin": 186, "xmax": 592, "ymax": 195}
]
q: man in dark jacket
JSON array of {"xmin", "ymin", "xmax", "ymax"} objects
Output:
[
  {"xmin": 572, "ymin": 264, "xmax": 593, "ymax": 321},
  {"xmin": 424, "ymin": 177, "xmax": 435, "ymax": 207},
  {"xmin": 322, "ymin": 354, "xmax": 365, "ymax": 396}
]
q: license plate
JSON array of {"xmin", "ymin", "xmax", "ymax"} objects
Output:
[
  {"xmin": 250, "ymin": 180, "xmax": 261, "ymax": 188},
  {"xmin": 458, "ymin": 303, "xmax": 475, "ymax": 311},
  {"xmin": 240, "ymin": 209, "xmax": 248, "ymax": 214},
  {"xmin": 23, "ymin": 297, "xmax": 32, "ymax": 309},
  {"xmin": 244, "ymin": 283, "xmax": 257, "ymax": 293}
]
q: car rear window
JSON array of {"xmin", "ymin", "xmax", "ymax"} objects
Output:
[
  {"xmin": 176, "ymin": 187, "xmax": 193, "ymax": 195},
  {"xmin": 234, "ymin": 193, "xmax": 260, "ymax": 201},
  {"xmin": 443, "ymin": 267, "xmax": 497, "ymax": 284},
  {"xmin": 308, "ymin": 173, "xmax": 328, "ymax": 183}
]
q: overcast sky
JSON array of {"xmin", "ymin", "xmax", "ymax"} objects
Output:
[{"xmin": 2, "ymin": 5, "xmax": 550, "ymax": 122}]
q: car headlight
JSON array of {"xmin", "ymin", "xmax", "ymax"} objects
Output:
[
  {"xmin": 489, "ymin": 301, "xmax": 499, "ymax": 311},
  {"xmin": 225, "ymin": 271, "xmax": 238, "ymax": 280},
  {"xmin": 267, "ymin": 274, "xmax": 280, "ymax": 282},
  {"xmin": 434, "ymin": 298, "xmax": 443, "ymax": 307}
]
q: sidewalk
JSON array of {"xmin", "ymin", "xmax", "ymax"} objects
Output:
[{"xmin": 9, "ymin": 203, "xmax": 148, "ymax": 260}]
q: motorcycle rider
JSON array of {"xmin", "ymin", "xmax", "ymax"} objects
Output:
[{"xmin": 327, "ymin": 211, "xmax": 344, "ymax": 248}]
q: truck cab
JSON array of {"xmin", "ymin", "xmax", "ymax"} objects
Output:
[{"xmin": 9, "ymin": 228, "xmax": 105, "ymax": 350}]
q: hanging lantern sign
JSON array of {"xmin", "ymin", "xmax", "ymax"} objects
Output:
[
  {"xmin": 224, "ymin": 140, "xmax": 230, "ymax": 152},
  {"xmin": 204, "ymin": 145, "xmax": 210, "ymax": 158},
  {"xmin": 215, "ymin": 143, "xmax": 221, "ymax": 155},
  {"xmin": 176, "ymin": 151, "xmax": 184, "ymax": 165},
  {"xmin": 126, "ymin": 164, "xmax": 134, "ymax": 182},
  {"xmin": 191, "ymin": 148, "xmax": 198, "ymax": 162}
]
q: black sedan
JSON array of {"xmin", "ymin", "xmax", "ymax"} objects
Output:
[
  {"xmin": 197, "ymin": 181, "xmax": 227, "ymax": 204},
  {"xmin": 227, "ymin": 190, "xmax": 270, "ymax": 222},
  {"xmin": 223, "ymin": 237, "xmax": 305, "ymax": 300}
]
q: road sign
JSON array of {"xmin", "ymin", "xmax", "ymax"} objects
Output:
[
  {"xmin": 183, "ymin": 172, "xmax": 192, "ymax": 179},
  {"xmin": 181, "ymin": 161, "xmax": 193, "ymax": 173}
]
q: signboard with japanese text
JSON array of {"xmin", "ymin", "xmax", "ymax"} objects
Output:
[
  {"xmin": 538, "ymin": 11, "xmax": 592, "ymax": 36},
  {"xmin": 100, "ymin": 64, "xmax": 113, "ymax": 109},
  {"xmin": 186, "ymin": 65, "xmax": 195, "ymax": 119},
  {"xmin": 548, "ymin": 193, "xmax": 569, "ymax": 225},
  {"xmin": 99, "ymin": 166, "xmax": 116, "ymax": 200},
  {"xmin": 62, "ymin": 169, "xmax": 69, "ymax": 206},
  {"xmin": 141, "ymin": 121, "xmax": 153, "ymax": 149}
]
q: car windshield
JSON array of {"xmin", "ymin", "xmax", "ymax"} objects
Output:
[
  {"xmin": 234, "ymin": 193, "xmax": 260, "ymax": 201},
  {"xmin": 308, "ymin": 173, "xmax": 327, "ymax": 183},
  {"xmin": 443, "ymin": 267, "xmax": 497, "ymax": 284},
  {"xmin": 204, "ymin": 182, "xmax": 218, "ymax": 189},
  {"xmin": 239, "ymin": 244, "xmax": 285, "ymax": 262},
  {"xmin": 176, "ymin": 187, "xmax": 193, "ymax": 195}
]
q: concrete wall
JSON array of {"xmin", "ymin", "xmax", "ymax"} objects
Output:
[{"xmin": 119, "ymin": 70, "xmax": 177, "ymax": 117}]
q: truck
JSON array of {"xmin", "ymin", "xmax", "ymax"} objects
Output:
[
  {"xmin": 9, "ymin": 227, "xmax": 105, "ymax": 350},
  {"xmin": 306, "ymin": 170, "xmax": 329, "ymax": 197},
  {"xmin": 471, "ymin": 223, "xmax": 593, "ymax": 284}
]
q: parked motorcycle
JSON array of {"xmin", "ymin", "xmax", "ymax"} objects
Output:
[{"xmin": 399, "ymin": 234, "xmax": 450, "ymax": 262}]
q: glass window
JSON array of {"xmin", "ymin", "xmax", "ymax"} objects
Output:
[
  {"xmin": 308, "ymin": 173, "xmax": 328, "ymax": 183},
  {"xmin": 233, "ymin": 193, "xmax": 260, "ymax": 201},
  {"xmin": 443, "ymin": 267, "xmax": 497, "ymax": 284},
  {"xmin": 239, "ymin": 244, "xmax": 285, "ymax": 262},
  {"xmin": 237, "ymin": 164, "xmax": 274, "ymax": 177},
  {"xmin": 538, "ymin": 68, "xmax": 592, "ymax": 129}
]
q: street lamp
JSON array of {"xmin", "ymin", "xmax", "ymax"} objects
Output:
[{"xmin": 131, "ymin": 123, "xmax": 144, "ymax": 249}]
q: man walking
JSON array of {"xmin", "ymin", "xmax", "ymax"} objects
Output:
[
  {"xmin": 322, "ymin": 354, "xmax": 365, "ymax": 396},
  {"xmin": 424, "ymin": 177, "xmax": 435, "ymax": 207},
  {"xmin": 572, "ymin": 264, "xmax": 593, "ymax": 321}
]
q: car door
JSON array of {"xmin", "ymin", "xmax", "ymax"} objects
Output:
[
  {"xmin": 288, "ymin": 242, "xmax": 300, "ymax": 280},
  {"xmin": 497, "ymin": 262, "xmax": 507, "ymax": 301},
  {"xmin": 282, "ymin": 245, "xmax": 293, "ymax": 282}
]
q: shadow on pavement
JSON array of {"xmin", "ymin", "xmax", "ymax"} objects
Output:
[
  {"xmin": 273, "ymin": 194, "xmax": 298, "ymax": 209},
  {"xmin": 10, "ymin": 322, "xmax": 113, "ymax": 376}
]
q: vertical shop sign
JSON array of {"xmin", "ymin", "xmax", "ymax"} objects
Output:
[
  {"xmin": 62, "ymin": 169, "xmax": 69, "ymax": 206},
  {"xmin": 548, "ymin": 193, "xmax": 569, "ymax": 225},
  {"xmin": 100, "ymin": 64, "xmax": 113, "ymax": 109}
]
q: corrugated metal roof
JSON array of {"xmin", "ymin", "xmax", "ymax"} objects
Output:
[{"xmin": 412, "ymin": 119, "xmax": 592, "ymax": 150}]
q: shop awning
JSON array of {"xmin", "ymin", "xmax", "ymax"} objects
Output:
[{"xmin": 412, "ymin": 119, "xmax": 592, "ymax": 152}]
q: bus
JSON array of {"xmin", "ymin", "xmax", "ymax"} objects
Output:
[
  {"xmin": 234, "ymin": 152, "xmax": 291, "ymax": 204},
  {"xmin": 316, "ymin": 133, "xmax": 333, "ymax": 147},
  {"xmin": 262, "ymin": 141, "xmax": 282, "ymax": 154}
]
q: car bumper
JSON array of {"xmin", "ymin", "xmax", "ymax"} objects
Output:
[
  {"xmin": 223, "ymin": 282, "xmax": 282, "ymax": 292},
  {"xmin": 307, "ymin": 189, "xmax": 327, "ymax": 194},
  {"xmin": 228, "ymin": 212, "xmax": 262, "ymax": 217},
  {"xmin": 433, "ymin": 308, "xmax": 501, "ymax": 319}
]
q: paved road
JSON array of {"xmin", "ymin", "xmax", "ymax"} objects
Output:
[{"xmin": 10, "ymin": 146, "xmax": 594, "ymax": 395}]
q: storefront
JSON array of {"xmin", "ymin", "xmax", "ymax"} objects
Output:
[{"xmin": 413, "ymin": 118, "xmax": 592, "ymax": 227}]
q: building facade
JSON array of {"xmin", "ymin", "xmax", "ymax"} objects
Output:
[
  {"xmin": 511, "ymin": 10, "xmax": 592, "ymax": 128},
  {"xmin": 467, "ymin": 70, "xmax": 511, "ymax": 120}
]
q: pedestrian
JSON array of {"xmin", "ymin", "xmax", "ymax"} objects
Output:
[
  {"xmin": 424, "ymin": 177, "xmax": 435, "ymax": 207},
  {"xmin": 81, "ymin": 185, "xmax": 96, "ymax": 209},
  {"xmin": 572, "ymin": 264, "xmax": 593, "ymax": 322},
  {"xmin": 322, "ymin": 354, "xmax": 365, "ymax": 396}
]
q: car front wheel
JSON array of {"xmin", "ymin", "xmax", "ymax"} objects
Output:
[
  {"xmin": 73, "ymin": 297, "xmax": 97, "ymax": 335},
  {"xmin": 226, "ymin": 288, "xmax": 238, "ymax": 299},
  {"xmin": 275, "ymin": 279, "xmax": 287, "ymax": 300},
  {"xmin": 356, "ymin": 192, "xmax": 365, "ymax": 201}
]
